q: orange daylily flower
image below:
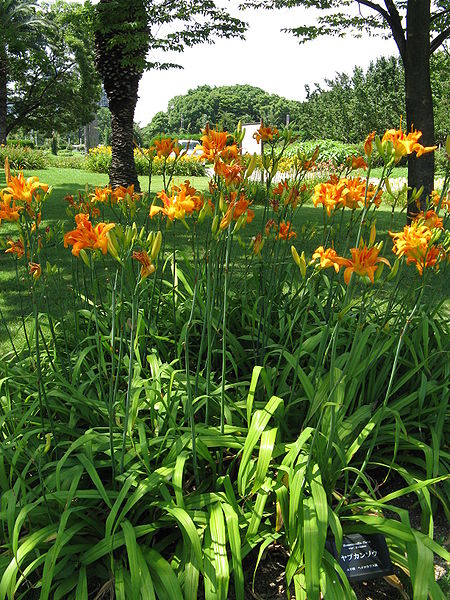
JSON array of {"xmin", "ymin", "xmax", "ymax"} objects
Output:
[
  {"xmin": 90, "ymin": 186, "xmax": 113, "ymax": 204},
  {"xmin": 219, "ymin": 195, "xmax": 254, "ymax": 230},
  {"xmin": 388, "ymin": 223, "xmax": 443, "ymax": 274},
  {"xmin": 154, "ymin": 137, "xmax": 180, "ymax": 158},
  {"xmin": 233, "ymin": 197, "xmax": 254, "ymax": 223},
  {"xmin": 64, "ymin": 213, "xmax": 115, "ymax": 257},
  {"xmin": 0, "ymin": 194, "xmax": 22, "ymax": 223},
  {"xmin": 312, "ymin": 246, "xmax": 341, "ymax": 273},
  {"xmin": 382, "ymin": 127, "xmax": 437, "ymax": 162},
  {"xmin": 214, "ymin": 159, "xmax": 243, "ymax": 187},
  {"xmin": 348, "ymin": 155, "xmax": 368, "ymax": 170},
  {"xmin": 390, "ymin": 223, "xmax": 432, "ymax": 260},
  {"xmin": 431, "ymin": 190, "xmax": 450, "ymax": 212},
  {"xmin": 364, "ymin": 131, "xmax": 376, "ymax": 157},
  {"xmin": 339, "ymin": 245, "xmax": 390, "ymax": 284},
  {"xmin": 313, "ymin": 180, "xmax": 346, "ymax": 215},
  {"xmin": 414, "ymin": 209, "xmax": 443, "ymax": 230},
  {"xmin": 150, "ymin": 182, "xmax": 202, "ymax": 221},
  {"xmin": 2, "ymin": 173, "xmax": 48, "ymax": 204},
  {"xmin": 132, "ymin": 250, "xmax": 156, "ymax": 280},
  {"xmin": 198, "ymin": 126, "xmax": 228, "ymax": 161},
  {"xmin": 29, "ymin": 262, "xmax": 42, "ymax": 280},
  {"xmin": 219, "ymin": 144, "xmax": 239, "ymax": 164},
  {"xmin": 112, "ymin": 185, "xmax": 140, "ymax": 204},
  {"xmin": 252, "ymin": 233, "xmax": 264, "ymax": 256},
  {"xmin": 253, "ymin": 125, "xmax": 279, "ymax": 144},
  {"xmin": 276, "ymin": 221, "xmax": 296, "ymax": 241},
  {"xmin": 5, "ymin": 238, "xmax": 24, "ymax": 258}
]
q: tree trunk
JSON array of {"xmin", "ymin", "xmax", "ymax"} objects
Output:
[
  {"xmin": 0, "ymin": 48, "xmax": 8, "ymax": 146},
  {"xmin": 109, "ymin": 93, "xmax": 140, "ymax": 189},
  {"xmin": 405, "ymin": 0, "xmax": 435, "ymax": 221},
  {"xmin": 94, "ymin": 0, "xmax": 147, "ymax": 191}
]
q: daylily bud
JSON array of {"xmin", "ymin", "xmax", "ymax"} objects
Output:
[
  {"xmin": 291, "ymin": 245, "xmax": 301, "ymax": 267},
  {"xmin": 446, "ymin": 134, "xmax": 450, "ymax": 158},
  {"xmin": 387, "ymin": 258, "xmax": 400, "ymax": 281},
  {"xmin": 146, "ymin": 231, "xmax": 154, "ymax": 245},
  {"xmin": 245, "ymin": 153, "xmax": 258, "ymax": 179},
  {"xmin": 374, "ymin": 263, "xmax": 384, "ymax": 281},
  {"xmin": 151, "ymin": 231, "xmax": 162, "ymax": 260},
  {"xmin": 79, "ymin": 249, "xmax": 90, "ymax": 267},
  {"xmin": 411, "ymin": 186, "xmax": 424, "ymax": 202},
  {"xmin": 44, "ymin": 433, "xmax": 52, "ymax": 454},
  {"xmin": 233, "ymin": 213, "xmax": 247, "ymax": 233},
  {"xmin": 369, "ymin": 222, "xmax": 377, "ymax": 246},
  {"xmin": 430, "ymin": 229, "xmax": 442, "ymax": 245},
  {"xmin": 384, "ymin": 177, "xmax": 393, "ymax": 196},
  {"xmin": 299, "ymin": 251, "xmax": 306, "ymax": 279},
  {"xmin": 211, "ymin": 215, "xmax": 219, "ymax": 234},
  {"xmin": 4, "ymin": 156, "xmax": 10, "ymax": 183},
  {"xmin": 219, "ymin": 193, "xmax": 226, "ymax": 213},
  {"xmin": 374, "ymin": 135, "xmax": 384, "ymax": 158}
]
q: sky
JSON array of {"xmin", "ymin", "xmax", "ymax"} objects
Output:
[{"xmin": 135, "ymin": 4, "xmax": 398, "ymax": 126}]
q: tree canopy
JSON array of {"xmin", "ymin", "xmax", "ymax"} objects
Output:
[
  {"xmin": 0, "ymin": 0, "xmax": 100, "ymax": 143},
  {"xmin": 141, "ymin": 84, "xmax": 303, "ymax": 140},
  {"xmin": 242, "ymin": 0, "xmax": 450, "ymax": 215}
]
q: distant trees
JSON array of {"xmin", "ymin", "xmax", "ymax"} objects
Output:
[
  {"xmin": 141, "ymin": 53, "xmax": 449, "ymax": 146},
  {"xmin": 299, "ymin": 52, "xmax": 449, "ymax": 146},
  {"xmin": 142, "ymin": 84, "xmax": 303, "ymax": 140}
]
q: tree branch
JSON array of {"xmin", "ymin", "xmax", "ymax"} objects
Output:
[
  {"xmin": 430, "ymin": 9, "xmax": 450, "ymax": 23},
  {"xmin": 354, "ymin": 1, "xmax": 406, "ymax": 59},
  {"xmin": 430, "ymin": 27, "xmax": 450, "ymax": 53},
  {"xmin": 6, "ymin": 70, "xmax": 64, "ymax": 134}
]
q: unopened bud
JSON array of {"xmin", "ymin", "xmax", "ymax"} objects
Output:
[
  {"xmin": 387, "ymin": 258, "xmax": 400, "ymax": 281},
  {"xmin": 151, "ymin": 231, "xmax": 162, "ymax": 260},
  {"xmin": 79, "ymin": 249, "xmax": 90, "ymax": 267}
]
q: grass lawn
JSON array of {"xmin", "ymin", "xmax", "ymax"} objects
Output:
[{"xmin": 0, "ymin": 166, "xmax": 448, "ymax": 354}]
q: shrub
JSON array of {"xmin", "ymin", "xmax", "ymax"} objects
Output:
[
  {"xmin": 0, "ymin": 144, "xmax": 47, "ymax": 170},
  {"xmin": 85, "ymin": 145, "xmax": 206, "ymax": 176},
  {"xmin": 6, "ymin": 137, "xmax": 35, "ymax": 148},
  {"xmin": 47, "ymin": 152, "xmax": 87, "ymax": 170}
]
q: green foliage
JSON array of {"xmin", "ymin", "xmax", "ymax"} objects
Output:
[
  {"xmin": 84, "ymin": 147, "xmax": 206, "ymax": 177},
  {"xmin": 0, "ymin": 144, "xmax": 46, "ymax": 169},
  {"xmin": 3, "ymin": 0, "xmax": 100, "ymax": 138},
  {"xmin": 0, "ymin": 127, "xmax": 449, "ymax": 598},
  {"xmin": 5, "ymin": 138, "xmax": 35, "ymax": 149},
  {"xmin": 143, "ymin": 84, "xmax": 302, "ymax": 136}
]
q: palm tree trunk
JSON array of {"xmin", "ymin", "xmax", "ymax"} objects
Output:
[
  {"xmin": 0, "ymin": 48, "xmax": 8, "ymax": 146},
  {"xmin": 94, "ymin": 0, "xmax": 147, "ymax": 191},
  {"xmin": 405, "ymin": 0, "xmax": 435, "ymax": 221},
  {"xmin": 109, "ymin": 93, "xmax": 140, "ymax": 189}
]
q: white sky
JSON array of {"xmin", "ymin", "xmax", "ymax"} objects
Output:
[{"xmin": 136, "ymin": 5, "xmax": 397, "ymax": 125}]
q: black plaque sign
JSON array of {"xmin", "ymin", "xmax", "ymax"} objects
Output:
[{"xmin": 326, "ymin": 533, "xmax": 394, "ymax": 582}]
